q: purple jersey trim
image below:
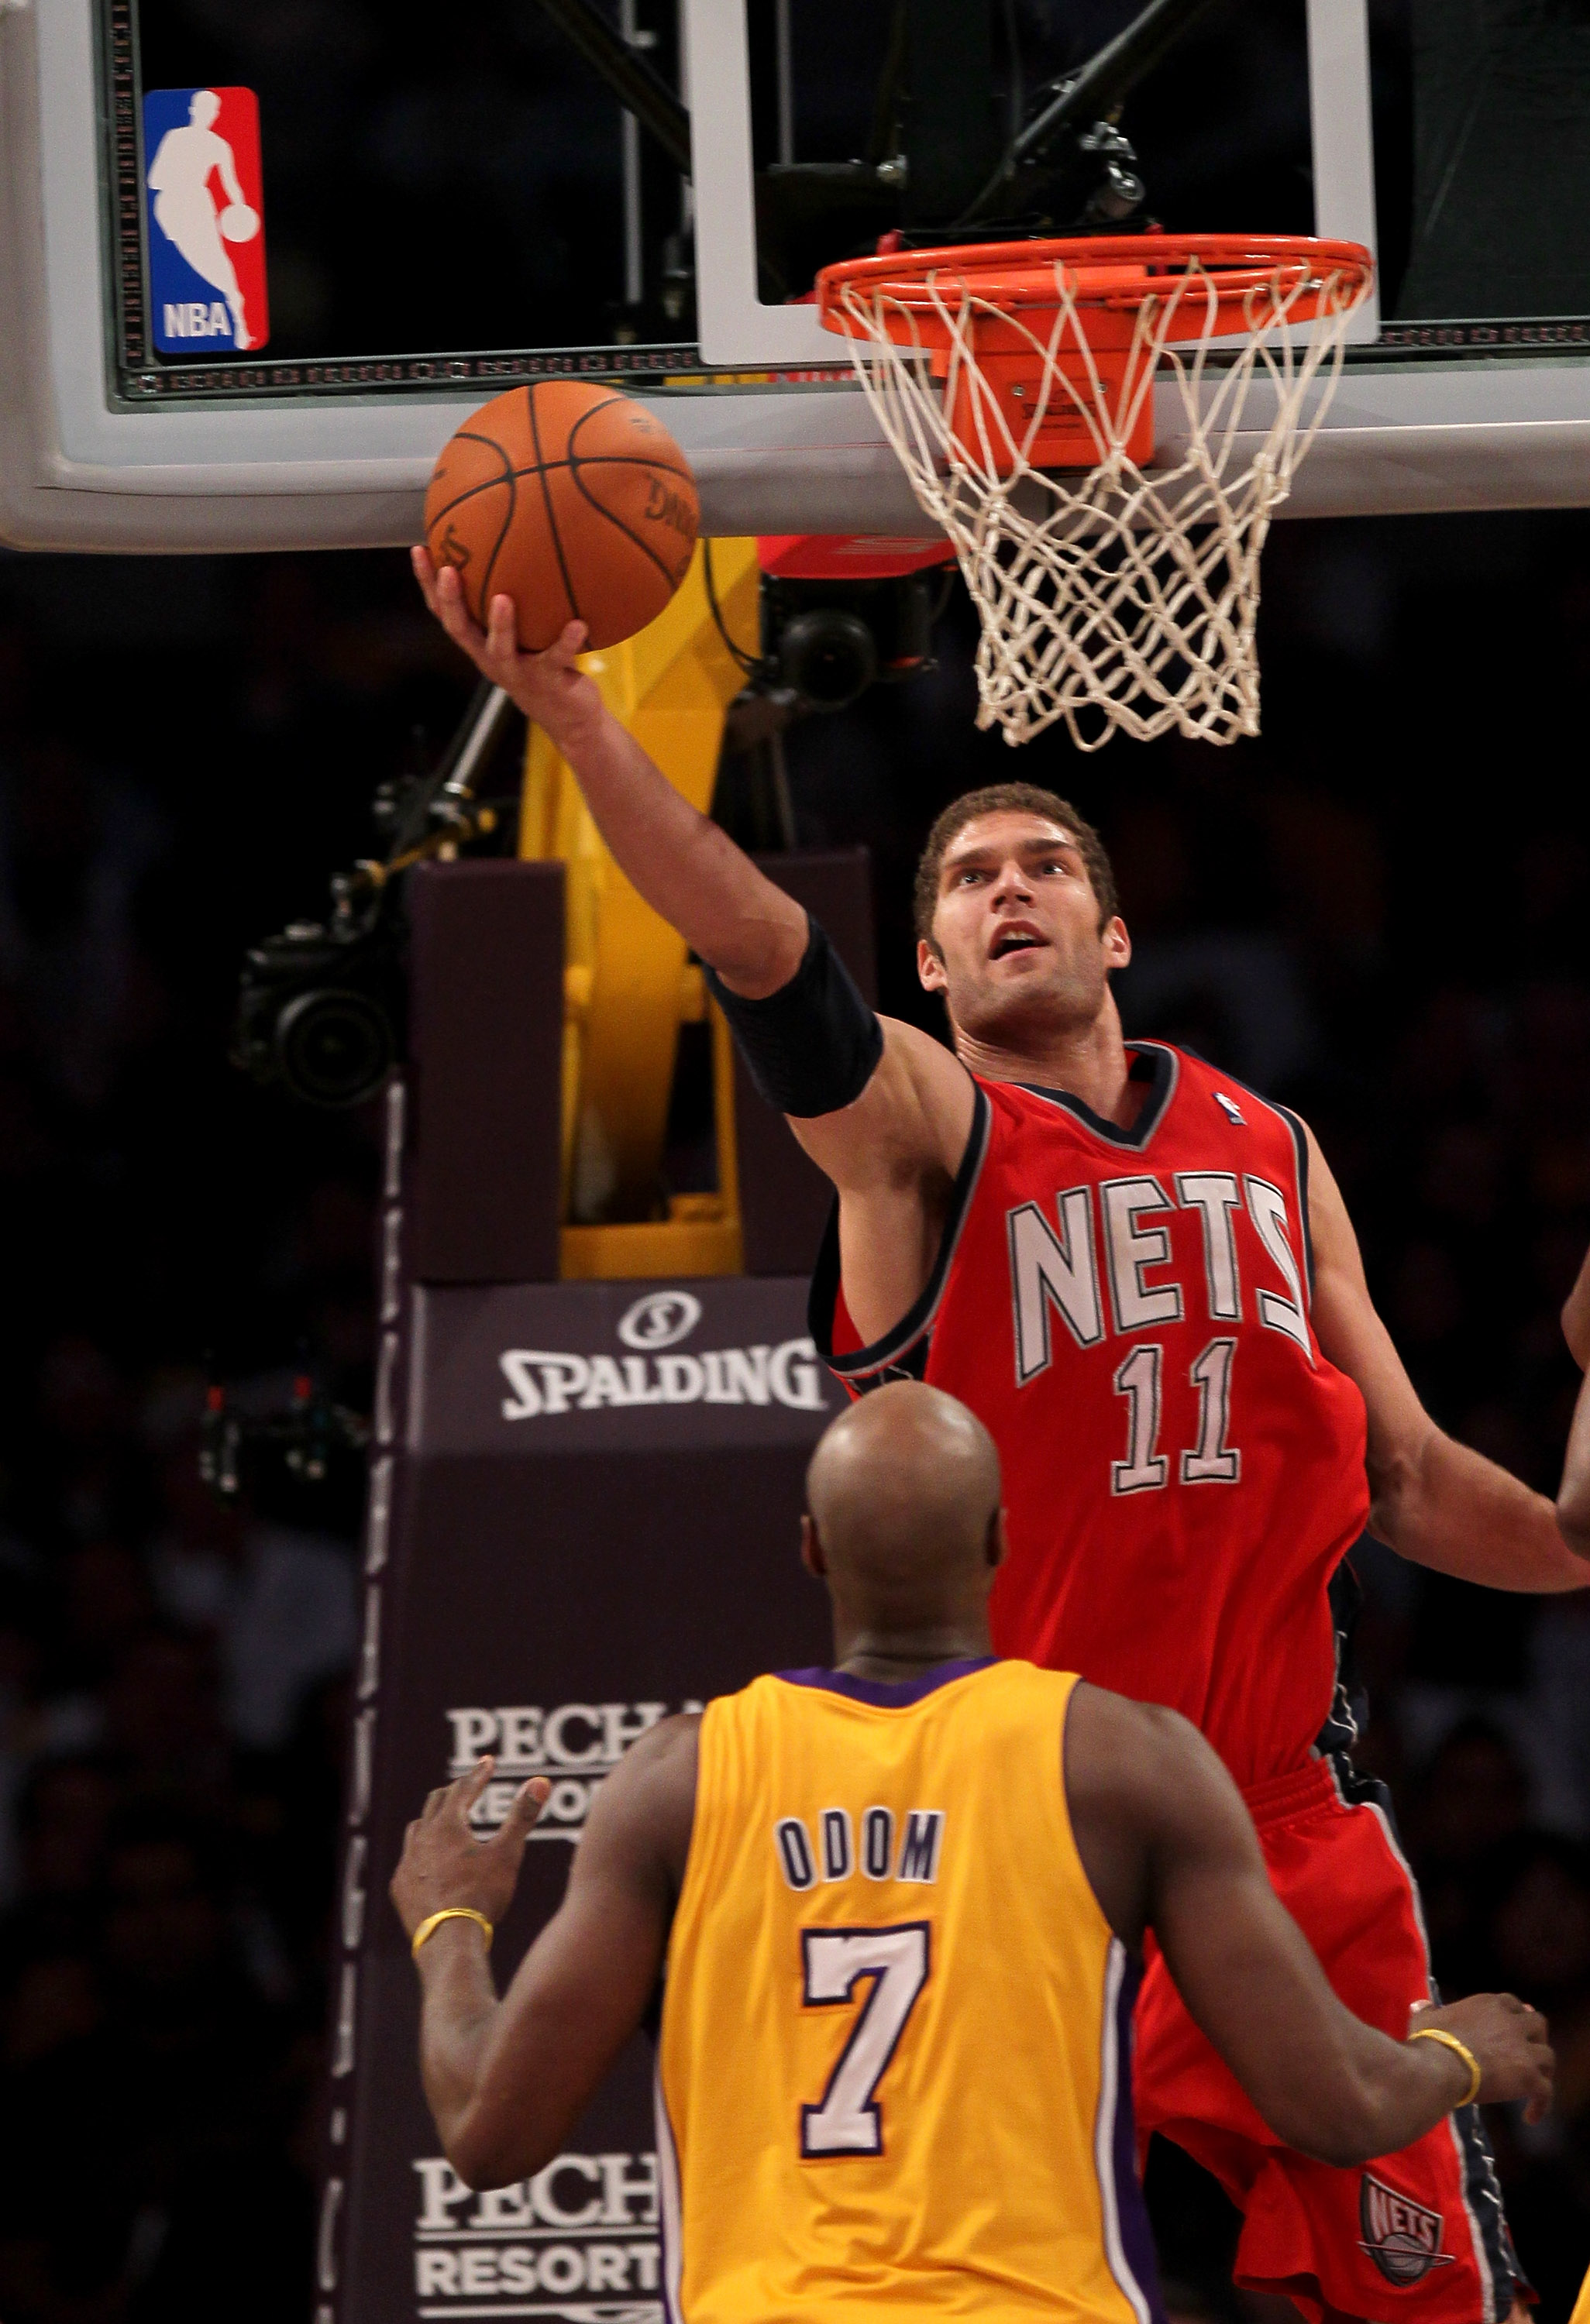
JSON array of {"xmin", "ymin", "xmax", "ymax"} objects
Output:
[
  {"xmin": 774, "ymin": 1656, "xmax": 997, "ymax": 1707},
  {"xmin": 1110, "ymin": 1951, "xmax": 1168, "ymax": 2324}
]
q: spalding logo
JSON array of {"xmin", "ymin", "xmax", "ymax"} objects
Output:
[
  {"xmin": 617, "ymin": 1291, "xmax": 701, "ymax": 1351},
  {"xmin": 1358, "ymin": 2174, "xmax": 1454, "ymax": 2284},
  {"xmin": 645, "ymin": 476, "xmax": 697, "ymax": 542},
  {"xmin": 498, "ymin": 1284, "xmax": 828, "ymax": 1421}
]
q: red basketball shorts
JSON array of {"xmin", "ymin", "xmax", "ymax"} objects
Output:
[{"xmin": 1134, "ymin": 1755, "xmax": 1526, "ymax": 2324}]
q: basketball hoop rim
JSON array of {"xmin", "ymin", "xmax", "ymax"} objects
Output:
[
  {"xmin": 815, "ymin": 232, "xmax": 1375, "ymax": 331},
  {"xmin": 807, "ymin": 233, "xmax": 1376, "ymax": 753}
]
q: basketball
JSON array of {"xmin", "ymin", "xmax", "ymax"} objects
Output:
[
  {"xmin": 219, "ymin": 201, "xmax": 260, "ymax": 241},
  {"xmin": 423, "ymin": 381, "xmax": 700, "ymax": 652}
]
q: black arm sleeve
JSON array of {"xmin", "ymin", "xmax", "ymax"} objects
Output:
[{"xmin": 704, "ymin": 916, "xmax": 883, "ymax": 1119}]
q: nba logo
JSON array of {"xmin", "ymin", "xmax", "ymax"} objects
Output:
[{"xmin": 143, "ymin": 88, "xmax": 269, "ymax": 355}]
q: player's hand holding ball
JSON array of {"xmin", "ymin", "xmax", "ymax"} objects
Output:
[
  {"xmin": 415, "ymin": 380, "xmax": 700, "ymax": 748},
  {"xmin": 414, "ymin": 563, "xmax": 604, "ymax": 757},
  {"xmin": 390, "ymin": 1757, "xmax": 549, "ymax": 1948}
]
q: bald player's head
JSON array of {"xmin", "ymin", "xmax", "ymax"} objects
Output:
[{"xmin": 802, "ymin": 1382, "xmax": 1003, "ymax": 1631}]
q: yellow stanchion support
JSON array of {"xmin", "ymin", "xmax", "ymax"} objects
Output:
[{"xmin": 519, "ymin": 538, "xmax": 761, "ymax": 1280}]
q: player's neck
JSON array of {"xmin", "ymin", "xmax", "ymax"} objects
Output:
[
  {"xmin": 953, "ymin": 988, "xmax": 1139, "ymax": 1127},
  {"xmin": 832, "ymin": 1618, "xmax": 993, "ymax": 1683}
]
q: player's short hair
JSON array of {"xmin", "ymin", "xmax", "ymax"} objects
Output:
[{"xmin": 913, "ymin": 784, "xmax": 1117, "ymax": 948}]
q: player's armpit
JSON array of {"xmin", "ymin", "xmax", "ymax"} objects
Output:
[
  {"xmin": 790, "ymin": 1020, "xmax": 977, "ymax": 1349},
  {"xmin": 439, "ymin": 1717, "xmax": 698, "ymax": 2189},
  {"xmin": 788, "ymin": 1014, "xmax": 976, "ymax": 1192},
  {"xmin": 1303, "ymin": 1118, "xmax": 1590, "ymax": 1587}
]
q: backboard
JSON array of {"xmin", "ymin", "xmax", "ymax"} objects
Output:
[{"xmin": 4, "ymin": 0, "xmax": 1590, "ymax": 552}]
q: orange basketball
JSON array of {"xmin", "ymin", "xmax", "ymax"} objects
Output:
[{"xmin": 424, "ymin": 381, "xmax": 700, "ymax": 651}]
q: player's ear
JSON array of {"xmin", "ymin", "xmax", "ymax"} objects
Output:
[
  {"xmin": 1102, "ymin": 915, "xmax": 1131, "ymax": 973},
  {"xmin": 800, "ymin": 1514, "xmax": 828, "ymax": 1580},
  {"xmin": 917, "ymin": 937, "xmax": 947, "ymax": 994},
  {"xmin": 986, "ymin": 1508, "xmax": 1008, "ymax": 1571}
]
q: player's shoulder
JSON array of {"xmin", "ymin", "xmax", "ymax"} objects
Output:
[
  {"xmin": 1065, "ymin": 1682, "xmax": 1211, "ymax": 1815},
  {"xmin": 573, "ymin": 1711, "xmax": 700, "ymax": 1897},
  {"xmin": 602, "ymin": 1709, "xmax": 700, "ymax": 1798}
]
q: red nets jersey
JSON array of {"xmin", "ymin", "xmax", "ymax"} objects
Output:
[{"xmin": 812, "ymin": 1043, "xmax": 1370, "ymax": 1788}]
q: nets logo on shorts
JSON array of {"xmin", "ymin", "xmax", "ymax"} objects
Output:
[
  {"xmin": 143, "ymin": 88, "xmax": 269, "ymax": 354},
  {"xmin": 1359, "ymin": 2173, "xmax": 1454, "ymax": 2284}
]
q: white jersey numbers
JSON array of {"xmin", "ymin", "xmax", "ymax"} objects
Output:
[
  {"xmin": 1183, "ymin": 1337, "xmax": 1241, "ymax": 1483},
  {"xmin": 1110, "ymin": 1335, "xmax": 1246, "ymax": 1497},
  {"xmin": 1110, "ymin": 1344, "xmax": 1167, "ymax": 1494},
  {"xmin": 799, "ymin": 1924, "xmax": 931, "ymax": 2158}
]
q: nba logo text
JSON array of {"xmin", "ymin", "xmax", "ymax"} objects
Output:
[{"xmin": 143, "ymin": 88, "xmax": 269, "ymax": 355}]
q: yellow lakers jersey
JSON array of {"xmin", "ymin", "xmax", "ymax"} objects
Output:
[{"xmin": 656, "ymin": 1656, "xmax": 1163, "ymax": 2324}]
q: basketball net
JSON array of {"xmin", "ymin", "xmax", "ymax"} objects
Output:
[{"xmin": 820, "ymin": 241, "xmax": 1373, "ymax": 751}]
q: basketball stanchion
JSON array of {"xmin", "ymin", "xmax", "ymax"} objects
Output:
[{"xmin": 817, "ymin": 235, "xmax": 1374, "ymax": 751}]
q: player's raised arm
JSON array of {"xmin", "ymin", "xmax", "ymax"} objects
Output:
[
  {"xmin": 1300, "ymin": 1116, "xmax": 1590, "ymax": 1587},
  {"xmin": 389, "ymin": 1717, "xmax": 697, "ymax": 2189},
  {"xmin": 413, "ymin": 555, "xmax": 972, "ymax": 1211},
  {"xmin": 1065, "ymin": 1685, "xmax": 1554, "ymax": 2168},
  {"xmin": 415, "ymin": 556, "xmax": 806, "ymax": 994}
]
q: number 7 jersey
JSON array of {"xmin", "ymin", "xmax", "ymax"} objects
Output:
[
  {"xmin": 811, "ymin": 1043, "xmax": 1371, "ymax": 1789},
  {"xmin": 656, "ymin": 1659, "xmax": 1163, "ymax": 2324}
]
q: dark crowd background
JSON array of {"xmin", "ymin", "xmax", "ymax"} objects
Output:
[{"xmin": 0, "ymin": 509, "xmax": 1585, "ymax": 2323}]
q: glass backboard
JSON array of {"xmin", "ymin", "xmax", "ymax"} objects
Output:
[{"xmin": 3, "ymin": 0, "xmax": 1590, "ymax": 550}]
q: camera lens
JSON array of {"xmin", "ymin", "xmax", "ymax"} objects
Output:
[
  {"xmin": 274, "ymin": 988, "xmax": 395, "ymax": 1109},
  {"xmin": 778, "ymin": 610, "xmax": 878, "ymax": 713}
]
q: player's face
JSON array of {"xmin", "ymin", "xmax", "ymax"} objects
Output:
[{"xmin": 920, "ymin": 813, "xmax": 1130, "ymax": 1043}]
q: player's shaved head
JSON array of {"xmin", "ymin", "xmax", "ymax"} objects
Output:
[{"xmin": 804, "ymin": 1382, "xmax": 1003, "ymax": 1634}]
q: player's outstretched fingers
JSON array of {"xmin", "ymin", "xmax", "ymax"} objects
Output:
[
  {"xmin": 428, "ymin": 561, "xmax": 491, "ymax": 659},
  {"xmin": 488, "ymin": 1778, "xmax": 552, "ymax": 1865},
  {"xmin": 484, "ymin": 593, "xmax": 521, "ymax": 672},
  {"xmin": 542, "ymin": 620, "xmax": 590, "ymax": 670},
  {"xmin": 413, "ymin": 547, "xmax": 474, "ymax": 642},
  {"xmin": 411, "ymin": 544, "xmax": 440, "ymax": 616},
  {"xmin": 448, "ymin": 1757, "xmax": 497, "ymax": 1828}
]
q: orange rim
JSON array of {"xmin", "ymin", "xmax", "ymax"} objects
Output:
[{"xmin": 816, "ymin": 232, "xmax": 1375, "ymax": 340}]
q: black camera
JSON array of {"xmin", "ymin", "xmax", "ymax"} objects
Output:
[
  {"xmin": 762, "ymin": 571, "xmax": 942, "ymax": 714},
  {"xmin": 231, "ymin": 682, "xmax": 518, "ymax": 1111},
  {"xmin": 232, "ymin": 913, "xmax": 405, "ymax": 1110}
]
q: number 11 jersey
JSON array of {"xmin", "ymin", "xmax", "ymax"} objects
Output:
[
  {"xmin": 656, "ymin": 1658, "xmax": 1162, "ymax": 2324},
  {"xmin": 811, "ymin": 1043, "xmax": 1370, "ymax": 1789}
]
